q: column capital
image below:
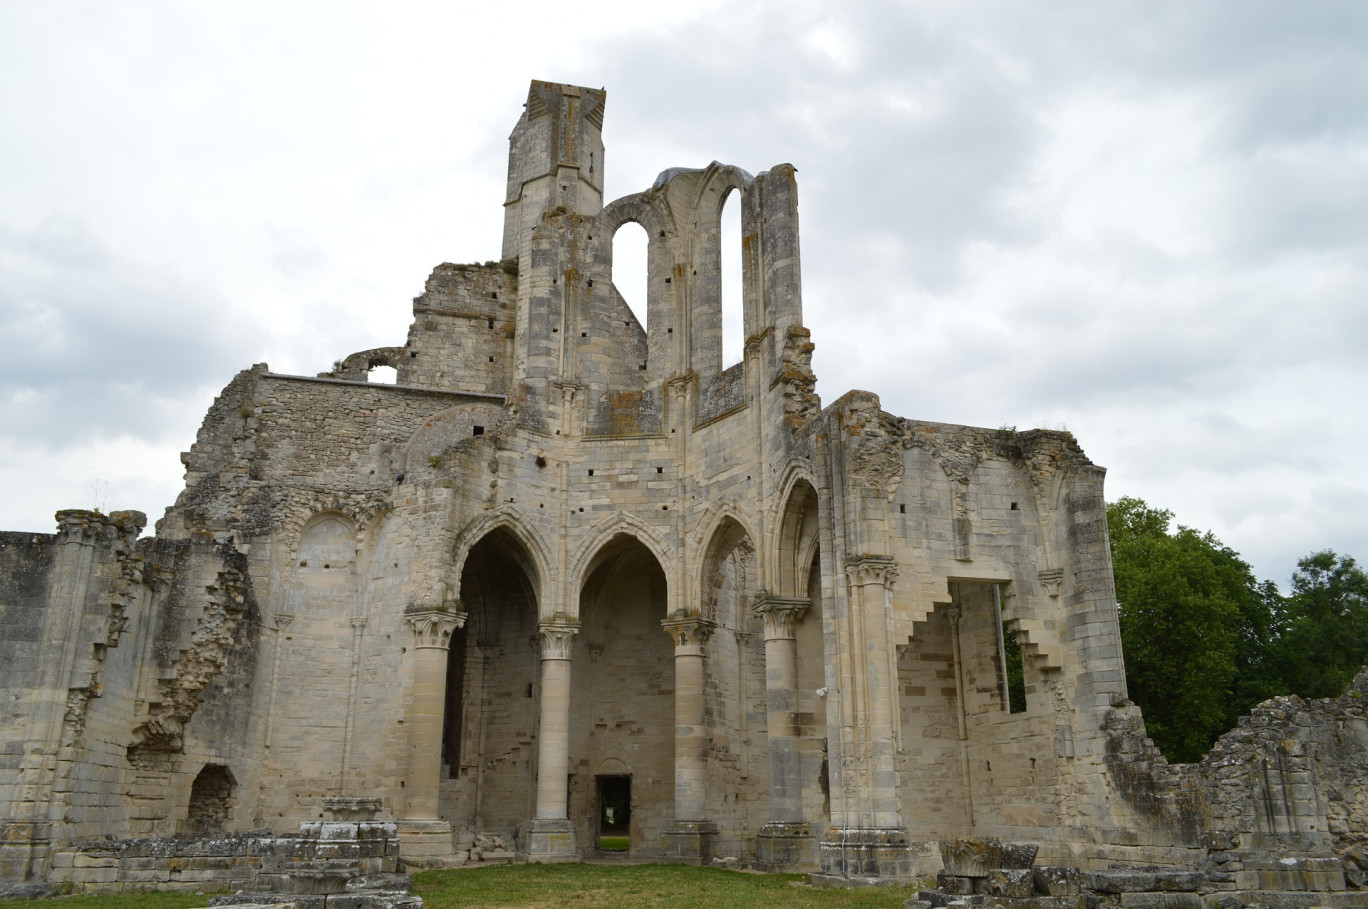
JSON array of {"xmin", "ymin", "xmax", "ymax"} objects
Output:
[
  {"xmin": 845, "ymin": 555, "xmax": 898, "ymax": 589},
  {"xmin": 752, "ymin": 594, "xmax": 809, "ymax": 641},
  {"xmin": 404, "ymin": 602, "xmax": 467, "ymax": 650},
  {"xmin": 538, "ymin": 616, "xmax": 580, "ymax": 660},
  {"xmin": 662, "ymin": 612, "xmax": 717, "ymax": 649}
]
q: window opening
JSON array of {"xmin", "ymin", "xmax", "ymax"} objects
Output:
[
  {"xmin": 720, "ymin": 189, "xmax": 743, "ymax": 367},
  {"xmin": 367, "ymin": 365, "xmax": 397, "ymax": 384},
  {"xmin": 1002, "ymin": 622, "xmax": 1027, "ymax": 713},
  {"xmin": 612, "ymin": 222, "xmax": 649, "ymax": 329}
]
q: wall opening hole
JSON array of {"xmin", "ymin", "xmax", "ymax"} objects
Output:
[
  {"xmin": 186, "ymin": 764, "xmax": 236, "ymax": 834},
  {"xmin": 597, "ymin": 775, "xmax": 631, "ymax": 852},
  {"xmin": 721, "ymin": 188, "xmax": 744, "ymax": 367},
  {"xmin": 612, "ymin": 221, "xmax": 648, "ymax": 329},
  {"xmin": 367, "ymin": 365, "xmax": 397, "ymax": 384},
  {"xmin": 1010, "ymin": 502, "xmax": 1019, "ymax": 510},
  {"xmin": 1002, "ymin": 621, "xmax": 1027, "ymax": 714},
  {"xmin": 472, "ymin": 426, "xmax": 484, "ymax": 436}
]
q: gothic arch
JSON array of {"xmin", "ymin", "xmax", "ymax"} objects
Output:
[
  {"xmin": 691, "ymin": 162, "xmax": 753, "ymax": 221},
  {"xmin": 596, "ymin": 192, "xmax": 673, "ymax": 249},
  {"xmin": 773, "ymin": 477, "xmax": 821, "ymax": 600},
  {"xmin": 569, "ymin": 512, "xmax": 676, "ymax": 617},
  {"xmin": 697, "ymin": 516, "xmax": 758, "ymax": 626},
  {"xmin": 450, "ymin": 506, "xmax": 552, "ymax": 610}
]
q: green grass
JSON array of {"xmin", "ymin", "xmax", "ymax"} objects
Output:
[
  {"xmin": 598, "ymin": 836, "xmax": 631, "ymax": 851},
  {"xmin": 413, "ymin": 863, "xmax": 919, "ymax": 908}
]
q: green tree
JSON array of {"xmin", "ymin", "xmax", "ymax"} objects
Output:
[
  {"xmin": 1106, "ymin": 497, "xmax": 1273, "ymax": 763},
  {"xmin": 1269, "ymin": 551, "xmax": 1368, "ymax": 699}
]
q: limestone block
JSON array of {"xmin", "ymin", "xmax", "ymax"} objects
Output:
[
  {"xmin": 1035, "ymin": 866, "xmax": 1084, "ymax": 896},
  {"xmin": 939, "ymin": 873, "xmax": 977, "ymax": 895},
  {"xmin": 1120, "ymin": 895, "xmax": 1203, "ymax": 909},
  {"xmin": 986, "ymin": 869, "xmax": 1035, "ymax": 898},
  {"xmin": 941, "ymin": 837, "xmax": 1001, "ymax": 877},
  {"xmin": 1000, "ymin": 844, "xmax": 1040, "ymax": 870}
]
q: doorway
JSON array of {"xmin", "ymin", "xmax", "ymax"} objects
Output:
[{"xmin": 597, "ymin": 775, "xmax": 631, "ymax": 852}]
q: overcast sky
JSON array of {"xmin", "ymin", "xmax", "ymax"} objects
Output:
[{"xmin": 2, "ymin": 1, "xmax": 1365, "ymax": 590}]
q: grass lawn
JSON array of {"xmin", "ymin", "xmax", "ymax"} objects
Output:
[{"xmin": 413, "ymin": 863, "xmax": 921, "ymax": 908}]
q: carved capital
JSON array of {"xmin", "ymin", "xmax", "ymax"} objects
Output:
[
  {"xmin": 662, "ymin": 612, "xmax": 717, "ymax": 649},
  {"xmin": 1038, "ymin": 568, "xmax": 1064, "ymax": 598},
  {"xmin": 405, "ymin": 603, "xmax": 467, "ymax": 650},
  {"xmin": 845, "ymin": 556, "xmax": 899, "ymax": 590},
  {"xmin": 752, "ymin": 595, "xmax": 809, "ymax": 641},
  {"xmin": 538, "ymin": 618, "xmax": 580, "ymax": 660}
]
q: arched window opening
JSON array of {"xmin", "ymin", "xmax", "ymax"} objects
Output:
[
  {"xmin": 368, "ymin": 365, "xmax": 397, "ymax": 384},
  {"xmin": 720, "ymin": 190, "xmax": 743, "ymax": 368},
  {"xmin": 612, "ymin": 221, "xmax": 649, "ymax": 330},
  {"xmin": 187, "ymin": 764, "xmax": 236, "ymax": 833}
]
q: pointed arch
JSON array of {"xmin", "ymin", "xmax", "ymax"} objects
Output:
[
  {"xmin": 773, "ymin": 476, "xmax": 821, "ymax": 600},
  {"xmin": 450, "ymin": 506, "xmax": 553, "ymax": 609},
  {"xmin": 697, "ymin": 515, "xmax": 758, "ymax": 625},
  {"xmin": 568, "ymin": 511, "xmax": 676, "ymax": 617}
]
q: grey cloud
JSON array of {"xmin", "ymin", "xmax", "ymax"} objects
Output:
[{"xmin": 0, "ymin": 217, "xmax": 248, "ymax": 445}]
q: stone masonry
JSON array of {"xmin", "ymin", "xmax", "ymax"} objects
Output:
[{"xmin": 2, "ymin": 80, "xmax": 1366, "ymax": 895}]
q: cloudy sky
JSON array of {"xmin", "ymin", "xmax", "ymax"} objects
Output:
[{"xmin": 2, "ymin": 1, "xmax": 1365, "ymax": 590}]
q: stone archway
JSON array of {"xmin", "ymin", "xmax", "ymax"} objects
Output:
[
  {"xmin": 439, "ymin": 527, "xmax": 539, "ymax": 846},
  {"xmin": 186, "ymin": 764, "xmax": 236, "ymax": 834},
  {"xmin": 568, "ymin": 533, "xmax": 672, "ymax": 855}
]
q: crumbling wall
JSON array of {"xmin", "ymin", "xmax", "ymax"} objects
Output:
[
  {"xmin": 1100, "ymin": 669, "xmax": 1368, "ymax": 885},
  {"xmin": 401, "ymin": 262, "xmax": 518, "ymax": 394}
]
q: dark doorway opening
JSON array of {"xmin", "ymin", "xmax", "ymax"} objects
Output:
[{"xmin": 597, "ymin": 775, "xmax": 631, "ymax": 852}]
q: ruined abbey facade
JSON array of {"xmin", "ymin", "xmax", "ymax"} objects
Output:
[{"xmin": 3, "ymin": 81, "xmax": 1367, "ymax": 894}]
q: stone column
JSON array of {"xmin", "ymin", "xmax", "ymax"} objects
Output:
[
  {"xmin": 397, "ymin": 601, "xmax": 465, "ymax": 865},
  {"xmin": 661, "ymin": 612, "xmax": 719, "ymax": 863},
  {"xmin": 754, "ymin": 595, "xmax": 815, "ymax": 869},
  {"xmin": 524, "ymin": 615, "xmax": 580, "ymax": 861},
  {"xmin": 820, "ymin": 556, "xmax": 912, "ymax": 881}
]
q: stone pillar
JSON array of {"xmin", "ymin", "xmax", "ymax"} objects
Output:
[
  {"xmin": 820, "ymin": 556, "xmax": 913, "ymax": 881},
  {"xmin": 396, "ymin": 602, "xmax": 465, "ymax": 866},
  {"xmin": 660, "ymin": 612, "xmax": 719, "ymax": 863},
  {"xmin": 753, "ymin": 595, "xmax": 815, "ymax": 870},
  {"xmin": 524, "ymin": 616, "xmax": 580, "ymax": 861}
]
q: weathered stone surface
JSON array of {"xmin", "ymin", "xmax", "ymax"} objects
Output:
[
  {"xmin": 940, "ymin": 874, "xmax": 977, "ymax": 895},
  {"xmin": 1120, "ymin": 894, "xmax": 1203, "ymax": 909},
  {"xmin": 3, "ymin": 77, "xmax": 1368, "ymax": 897},
  {"xmin": 1036, "ymin": 866, "xmax": 1084, "ymax": 896},
  {"xmin": 986, "ymin": 869, "xmax": 1035, "ymax": 898}
]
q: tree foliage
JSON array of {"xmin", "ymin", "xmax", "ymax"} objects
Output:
[
  {"xmin": 1106, "ymin": 497, "xmax": 1269, "ymax": 763},
  {"xmin": 1107, "ymin": 498, "xmax": 1368, "ymax": 764},
  {"xmin": 1269, "ymin": 551, "xmax": 1368, "ymax": 699}
]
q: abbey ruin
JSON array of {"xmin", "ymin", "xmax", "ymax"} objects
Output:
[{"xmin": 2, "ymin": 81, "xmax": 1367, "ymax": 900}]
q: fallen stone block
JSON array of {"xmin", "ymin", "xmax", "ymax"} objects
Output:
[
  {"xmin": 986, "ymin": 869, "xmax": 1035, "ymax": 898},
  {"xmin": 939, "ymin": 873, "xmax": 977, "ymax": 894},
  {"xmin": 1036, "ymin": 866, "xmax": 1084, "ymax": 896},
  {"xmin": 1001, "ymin": 845, "xmax": 1041, "ymax": 870},
  {"xmin": 1120, "ymin": 893, "xmax": 1203, "ymax": 909}
]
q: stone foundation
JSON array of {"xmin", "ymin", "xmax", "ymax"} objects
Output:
[
  {"xmin": 661, "ymin": 820, "xmax": 720, "ymax": 865},
  {"xmin": 817, "ymin": 827, "xmax": 914, "ymax": 882}
]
